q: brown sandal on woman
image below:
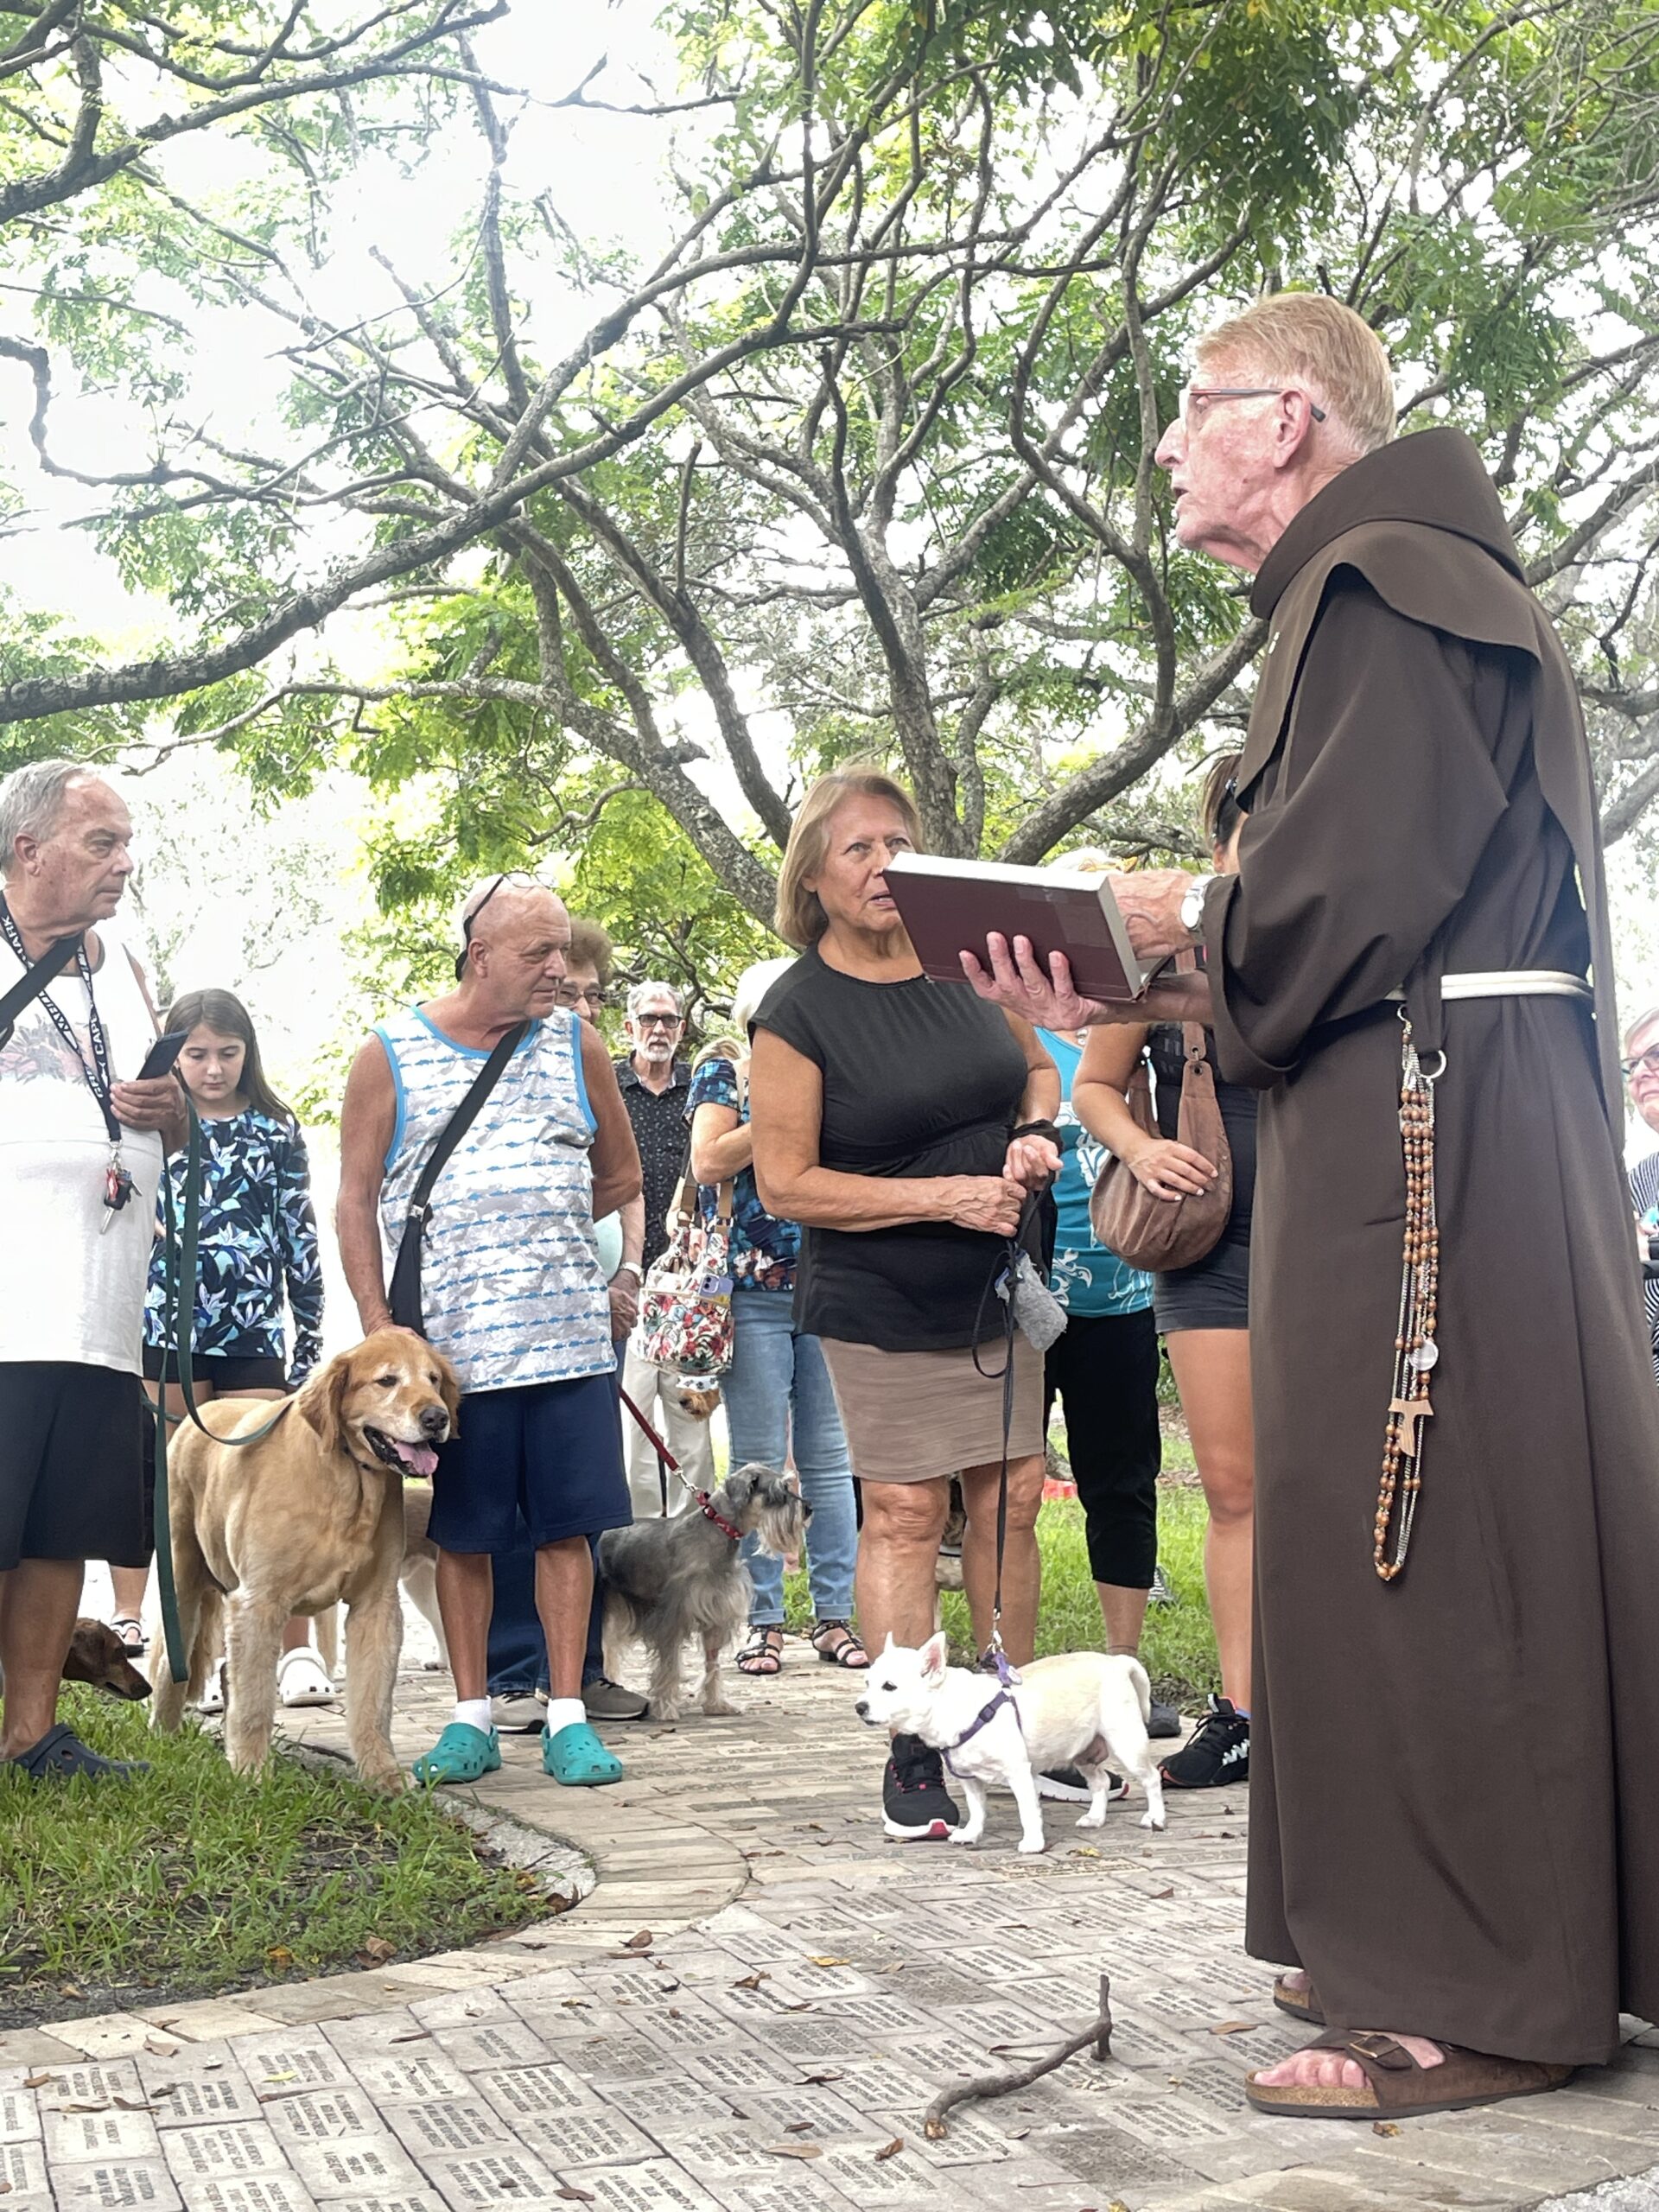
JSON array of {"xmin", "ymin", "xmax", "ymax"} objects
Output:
[
  {"xmin": 736, "ymin": 1625, "xmax": 784, "ymax": 1676},
  {"xmin": 1245, "ymin": 2029, "xmax": 1573, "ymax": 2122},
  {"xmin": 1273, "ymin": 1974, "xmax": 1325, "ymax": 2025},
  {"xmin": 810, "ymin": 1620, "xmax": 869, "ymax": 1669}
]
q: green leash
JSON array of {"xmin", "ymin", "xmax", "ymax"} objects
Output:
[{"xmin": 149, "ymin": 1101, "xmax": 290, "ymax": 1687}]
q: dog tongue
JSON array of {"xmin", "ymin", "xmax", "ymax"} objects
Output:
[{"xmin": 395, "ymin": 1441, "xmax": 439, "ymax": 1477}]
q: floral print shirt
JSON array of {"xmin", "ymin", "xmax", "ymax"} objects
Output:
[
  {"xmin": 143, "ymin": 1109, "xmax": 324, "ymax": 1382},
  {"xmin": 685, "ymin": 1057, "xmax": 799, "ymax": 1293}
]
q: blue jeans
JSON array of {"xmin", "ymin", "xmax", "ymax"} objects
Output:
[{"xmin": 721, "ymin": 1289, "xmax": 857, "ymax": 1628}]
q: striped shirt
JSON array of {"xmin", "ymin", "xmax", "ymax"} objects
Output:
[
  {"xmin": 1633, "ymin": 1147, "xmax": 1659, "ymax": 1388},
  {"xmin": 375, "ymin": 1007, "xmax": 611, "ymax": 1390}
]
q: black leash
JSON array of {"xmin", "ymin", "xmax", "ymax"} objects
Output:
[{"xmin": 970, "ymin": 1190, "xmax": 1046, "ymax": 1672}]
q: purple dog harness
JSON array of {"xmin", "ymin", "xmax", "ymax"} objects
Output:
[{"xmin": 941, "ymin": 1655, "xmax": 1025, "ymax": 1779}]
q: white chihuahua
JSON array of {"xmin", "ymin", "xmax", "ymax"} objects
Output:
[{"xmin": 855, "ymin": 1632, "xmax": 1166, "ymax": 1852}]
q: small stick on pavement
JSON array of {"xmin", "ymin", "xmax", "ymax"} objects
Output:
[{"xmin": 924, "ymin": 1974, "xmax": 1113, "ymax": 2139}]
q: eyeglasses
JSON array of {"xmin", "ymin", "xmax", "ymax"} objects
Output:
[
  {"xmin": 1623, "ymin": 1045, "xmax": 1659, "ymax": 1080},
  {"xmin": 632, "ymin": 1011, "xmax": 681, "ymax": 1031},
  {"xmin": 1183, "ymin": 386, "xmax": 1327, "ymax": 429},
  {"xmin": 556, "ymin": 982, "xmax": 609, "ymax": 1009}
]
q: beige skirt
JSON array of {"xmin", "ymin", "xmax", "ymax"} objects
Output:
[{"xmin": 818, "ymin": 1334, "xmax": 1045, "ymax": 1485}]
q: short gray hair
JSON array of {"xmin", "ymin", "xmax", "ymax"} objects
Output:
[
  {"xmin": 0, "ymin": 757, "xmax": 96, "ymax": 878},
  {"xmin": 1624, "ymin": 1001, "xmax": 1659, "ymax": 1057},
  {"xmin": 627, "ymin": 979, "xmax": 682, "ymax": 1022}
]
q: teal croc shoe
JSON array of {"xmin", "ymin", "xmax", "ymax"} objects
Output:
[
  {"xmin": 543, "ymin": 1720, "xmax": 623, "ymax": 1787},
  {"xmin": 412, "ymin": 1722, "xmax": 501, "ymax": 1786}
]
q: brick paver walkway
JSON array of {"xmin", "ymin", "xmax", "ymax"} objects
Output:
[{"xmin": 9, "ymin": 1643, "xmax": 1659, "ymax": 2212}]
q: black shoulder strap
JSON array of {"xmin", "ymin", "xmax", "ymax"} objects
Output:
[
  {"xmin": 0, "ymin": 930, "xmax": 85, "ymax": 1051},
  {"xmin": 407, "ymin": 1020, "xmax": 530, "ymax": 1223}
]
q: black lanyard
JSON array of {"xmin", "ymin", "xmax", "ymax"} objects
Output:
[{"xmin": 0, "ymin": 895, "xmax": 121, "ymax": 1145}]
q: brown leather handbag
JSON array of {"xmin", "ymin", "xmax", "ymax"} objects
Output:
[{"xmin": 1089, "ymin": 1024, "xmax": 1233, "ymax": 1271}]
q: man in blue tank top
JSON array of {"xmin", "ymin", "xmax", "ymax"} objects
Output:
[{"xmin": 337, "ymin": 877, "xmax": 643, "ymax": 1789}]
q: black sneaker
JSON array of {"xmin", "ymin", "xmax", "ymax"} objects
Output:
[
  {"xmin": 1038, "ymin": 1765, "xmax": 1129, "ymax": 1805},
  {"xmin": 1148, "ymin": 1698, "xmax": 1182, "ymax": 1739},
  {"xmin": 882, "ymin": 1732, "xmax": 960, "ymax": 1840},
  {"xmin": 1160, "ymin": 1695, "xmax": 1249, "ymax": 1789}
]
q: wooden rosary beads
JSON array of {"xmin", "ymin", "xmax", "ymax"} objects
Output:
[{"xmin": 1376, "ymin": 1014, "xmax": 1441, "ymax": 1581}]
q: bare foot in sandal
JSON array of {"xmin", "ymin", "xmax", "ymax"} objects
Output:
[
  {"xmin": 737, "ymin": 1625, "xmax": 783, "ymax": 1676},
  {"xmin": 810, "ymin": 1620, "xmax": 869, "ymax": 1669},
  {"xmin": 1254, "ymin": 2031, "xmax": 1444, "ymax": 2095}
]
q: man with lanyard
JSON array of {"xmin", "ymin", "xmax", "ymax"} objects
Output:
[
  {"xmin": 0, "ymin": 760, "xmax": 184, "ymax": 1781},
  {"xmin": 613, "ymin": 979, "xmax": 712, "ymax": 1513}
]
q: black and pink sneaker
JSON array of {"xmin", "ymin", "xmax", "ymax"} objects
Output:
[{"xmin": 881, "ymin": 1732, "xmax": 959, "ymax": 1840}]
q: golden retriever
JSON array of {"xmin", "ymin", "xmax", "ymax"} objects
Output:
[{"xmin": 150, "ymin": 1330, "xmax": 460, "ymax": 1790}]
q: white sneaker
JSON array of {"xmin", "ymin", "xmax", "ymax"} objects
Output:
[
  {"xmin": 197, "ymin": 1662, "xmax": 226, "ymax": 1716},
  {"xmin": 490, "ymin": 1693, "xmax": 546, "ymax": 1732},
  {"xmin": 277, "ymin": 1647, "xmax": 337, "ymax": 1707}
]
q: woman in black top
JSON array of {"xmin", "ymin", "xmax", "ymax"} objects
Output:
[
  {"xmin": 1073, "ymin": 754, "xmax": 1258, "ymax": 1791},
  {"xmin": 751, "ymin": 766, "xmax": 1060, "ymax": 1841}
]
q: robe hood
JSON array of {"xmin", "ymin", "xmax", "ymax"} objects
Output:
[
  {"xmin": 1251, "ymin": 427, "xmax": 1523, "ymax": 621},
  {"xmin": 1231, "ymin": 422, "xmax": 1624, "ymax": 1123}
]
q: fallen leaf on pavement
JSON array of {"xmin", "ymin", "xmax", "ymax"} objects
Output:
[
  {"xmin": 1372, "ymin": 2120, "xmax": 1401, "ymax": 2138},
  {"xmin": 358, "ymin": 1936, "xmax": 396, "ymax": 1963},
  {"xmin": 1069, "ymin": 1847, "xmax": 1100, "ymax": 1859},
  {"xmin": 22, "ymin": 2074, "xmax": 52, "ymax": 2090},
  {"xmin": 1209, "ymin": 2022, "xmax": 1255, "ymax": 2036},
  {"xmin": 875, "ymin": 2135, "xmax": 906, "ymax": 2158},
  {"xmin": 763, "ymin": 2142, "xmax": 823, "ymax": 2160},
  {"xmin": 388, "ymin": 2031, "xmax": 428, "ymax": 2044},
  {"xmin": 785, "ymin": 2120, "xmax": 814, "ymax": 2133},
  {"xmin": 58, "ymin": 2102, "xmax": 110, "ymax": 2114},
  {"xmin": 802, "ymin": 2070, "xmax": 842, "ymax": 2084},
  {"xmin": 622, "ymin": 1930, "xmax": 653, "ymax": 1950},
  {"xmin": 733, "ymin": 1972, "xmax": 769, "ymax": 1990},
  {"xmin": 808, "ymin": 1956, "xmax": 849, "ymax": 1967},
  {"xmin": 1151, "ymin": 1887, "xmax": 1174, "ymax": 1899},
  {"xmin": 113, "ymin": 2097, "xmax": 157, "ymax": 2112},
  {"xmin": 143, "ymin": 2038, "xmax": 178, "ymax": 2056},
  {"xmin": 556, "ymin": 2190, "xmax": 596, "ymax": 2203}
]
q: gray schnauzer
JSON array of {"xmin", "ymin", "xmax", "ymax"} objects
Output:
[{"xmin": 599, "ymin": 1465, "xmax": 810, "ymax": 1721}]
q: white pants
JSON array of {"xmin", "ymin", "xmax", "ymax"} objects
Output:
[{"xmin": 620, "ymin": 1341, "xmax": 716, "ymax": 1518}]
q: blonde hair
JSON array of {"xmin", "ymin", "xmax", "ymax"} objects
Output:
[
  {"xmin": 773, "ymin": 766, "xmax": 924, "ymax": 948},
  {"xmin": 1198, "ymin": 295, "xmax": 1395, "ymax": 454}
]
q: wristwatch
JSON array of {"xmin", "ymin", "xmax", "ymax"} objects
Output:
[
  {"xmin": 614, "ymin": 1262, "xmax": 643, "ymax": 1285},
  {"xmin": 1179, "ymin": 874, "xmax": 1216, "ymax": 944}
]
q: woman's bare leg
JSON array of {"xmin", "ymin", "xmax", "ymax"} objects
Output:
[
  {"xmin": 855, "ymin": 1478, "xmax": 951, "ymax": 1651},
  {"xmin": 1165, "ymin": 1330, "xmax": 1254, "ymax": 1710},
  {"xmin": 958, "ymin": 1454, "xmax": 1046, "ymax": 1665}
]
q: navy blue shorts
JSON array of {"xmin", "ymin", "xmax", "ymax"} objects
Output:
[{"xmin": 429, "ymin": 1372, "xmax": 632, "ymax": 1554}]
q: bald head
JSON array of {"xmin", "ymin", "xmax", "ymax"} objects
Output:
[{"xmin": 456, "ymin": 876, "xmax": 571, "ymax": 1020}]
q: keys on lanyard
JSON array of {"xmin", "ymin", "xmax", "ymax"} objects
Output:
[{"xmin": 99, "ymin": 1148, "xmax": 135, "ymax": 1234}]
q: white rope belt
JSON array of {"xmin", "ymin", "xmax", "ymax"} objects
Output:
[{"xmin": 1386, "ymin": 969, "xmax": 1592, "ymax": 1005}]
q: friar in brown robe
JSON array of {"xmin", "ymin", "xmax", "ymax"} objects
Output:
[{"xmin": 970, "ymin": 298, "xmax": 1659, "ymax": 2085}]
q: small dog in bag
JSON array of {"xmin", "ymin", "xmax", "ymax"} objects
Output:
[
  {"xmin": 599, "ymin": 1464, "xmax": 808, "ymax": 1721},
  {"xmin": 856, "ymin": 1631, "xmax": 1166, "ymax": 1851}
]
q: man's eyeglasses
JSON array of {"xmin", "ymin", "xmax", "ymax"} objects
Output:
[
  {"xmin": 455, "ymin": 871, "xmax": 538, "ymax": 977},
  {"xmin": 632, "ymin": 1011, "xmax": 681, "ymax": 1031},
  {"xmin": 1183, "ymin": 386, "xmax": 1327, "ymax": 429},
  {"xmin": 1622, "ymin": 1044, "xmax": 1659, "ymax": 1081}
]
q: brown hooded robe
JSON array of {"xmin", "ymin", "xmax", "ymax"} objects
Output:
[{"xmin": 1202, "ymin": 426, "xmax": 1659, "ymax": 2065}]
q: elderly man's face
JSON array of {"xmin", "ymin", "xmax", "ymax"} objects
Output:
[
  {"xmin": 472, "ymin": 888, "xmax": 570, "ymax": 1019},
  {"xmin": 9, "ymin": 777, "xmax": 134, "ymax": 927},
  {"xmin": 1625, "ymin": 1018, "xmax": 1659, "ymax": 1137},
  {"xmin": 628, "ymin": 993, "xmax": 683, "ymax": 1068},
  {"xmin": 1155, "ymin": 359, "xmax": 1294, "ymax": 575}
]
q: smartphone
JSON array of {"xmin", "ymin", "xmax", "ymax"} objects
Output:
[{"xmin": 137, "ymin": 1030, "xmax": 190, "ymax": 1082}]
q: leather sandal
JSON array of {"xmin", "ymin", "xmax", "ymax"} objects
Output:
[
  {"xmin": 810, "ymin": 1620, "xmax": 869, "ymax": 1670},
  {"xmin": 1273, "ymin": 1974, "xmax": 1325, "ymax": 2025},
  {"xmin": 1245, "ymin": 2028, "xmax": 1574, "ymax": 2121},
  {"xmin": 111, "ymin": 1615, "xmax": 147, "ymax": 1656},
  {"xmin": 737, "ymin": 1625, "xmax": 784, "ymax": 1676}
]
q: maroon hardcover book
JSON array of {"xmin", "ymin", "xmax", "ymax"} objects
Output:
[{"xmin": 881, "ymin": 852, "xmax": 1154, "ymax": 1001}]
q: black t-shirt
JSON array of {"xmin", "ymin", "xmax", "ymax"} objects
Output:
[{"xmin": 753, "ymin": 946, "xmax": 1034, "ymax": 1351}]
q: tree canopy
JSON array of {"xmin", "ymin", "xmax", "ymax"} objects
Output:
[{"xmin": 3, "ymin": 0, "xmax": 1658, "ymax": 995}]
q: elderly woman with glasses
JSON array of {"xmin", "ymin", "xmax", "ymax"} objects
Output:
[
  {"xmin": 1625, "ymin": 1003, "xmax": 1659, "ymax": 1385},
  {"xmin": 749, "ymin": 766, "xmax": 1060, "ymax": 1842}
]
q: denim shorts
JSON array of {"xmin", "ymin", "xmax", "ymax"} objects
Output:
[{"xmin": 429, "ymin": 1371, "xmax": 632, "ymax": 1554}]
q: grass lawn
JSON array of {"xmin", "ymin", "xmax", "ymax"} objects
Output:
[
  {"xmin": 785, "ymin": 1473, "xmax": 1222, "ymax": 1712},
  {"xmin": 0, "ymin": 1689, "xmax": 557, "ymax": 2030}
]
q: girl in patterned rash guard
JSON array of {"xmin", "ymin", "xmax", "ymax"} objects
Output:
[{"xmin": 110, "ymin": 988, "xmax": 327, "ymax": 1705}]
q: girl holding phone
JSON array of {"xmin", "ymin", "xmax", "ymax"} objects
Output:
[{"xmin": 108, "ymin": 990, "xmax": 325, "ymax": 1699}]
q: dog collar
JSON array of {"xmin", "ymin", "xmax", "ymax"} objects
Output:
[{"xmin": 696, "ymin": 1491, "xmax": 743, "ymax": 1543}]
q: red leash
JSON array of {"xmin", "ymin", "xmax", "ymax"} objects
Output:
[{"xmin": 616, "ymin": 1382, "xmax": 741, "ymax": 1541}]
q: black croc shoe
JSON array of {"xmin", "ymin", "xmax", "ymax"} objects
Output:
[
  {"xmin": 1160, "ymin": 1695, "xmax": 1249, "ymax": 1789},
  {"xmin": 9, "ymin": 1724, "xmax": 149, "ymax": 1782},
  {"xmin": 882, "ymin": 1732, "xmax": 959, "ymax": 1840}
]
